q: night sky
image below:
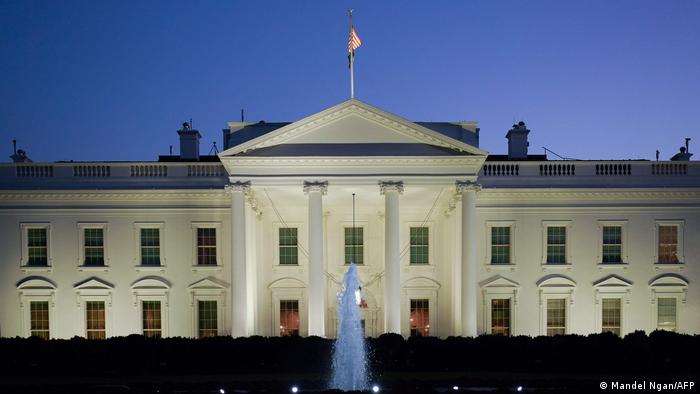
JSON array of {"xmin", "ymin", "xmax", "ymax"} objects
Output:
[{"xmin": 1, "ymin": 0, "xmax": 698, "ymax": 162}]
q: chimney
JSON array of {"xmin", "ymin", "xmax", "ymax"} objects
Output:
[
  {"xmin": 506, "ymin": 121, "xmax": 530, "ymax": 160},
  {"xmin": 177, "ymin": 122, "xmax": 201, "ymax": 160},
  {"xmin": 10, "ymin": 140, "xmax": 32, "ymax": 163}
]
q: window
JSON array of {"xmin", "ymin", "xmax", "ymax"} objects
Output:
[
  {"xmin": 409, "ymin": 299, "xmax": 430, "ymax": 337},
  {"xmin": 198, "ymin": 300, "xmax": 218, "ymax": 338},
  {"xmin": 546, "ymin": 298, "xmax": 566, "ymax": 336},
  {"xmin": 86, "ymin": 301, "xmax": 106, "ymax": 339},
  {"xmin": 197, "ymin": 228, "xmax": 217, "ymax": 266},
  {"xmin": 29, "ymin": 301, "xmax": 50, "ymax": 339},
  {"xmin": 491, "ymin": 226, "xmax": 511, "ymax": 265},
  {"xmin": 602, "ymin": 226, "xmax": 622, "ymax": 263},
  {"xmin": 344, "ymin": 227, "xmax": 363, "ymax": 265},
  {"xmin": 142, "ymin": 300, "xmax": 162, "ymax": 338},
  {"xmin": 601, "ymin": 298, "xmax": 621, "ymax": 336},
  {"xmin": 546, "ymin": 226, "xmax": 567, "ymax": 264},
  {"xmin": 279, "ymin": 300, "xmax": 300, "ymax": 336},
  {"xmin": 140, "ymin": 228, "xmax": 161, "ymax": 266},
  {"xmin": 410, "ymin": 227, "xmax": 429, "ymax": 265},
  {"xmin": 279, "ymin": 228, "xmax": 299, "ymax": 265},
  {"xmin": 657, "ymin": 226, "xmax": 678, "ymax": 264},
  {"xmin": 491, "ymin": 299, "xmax": 511, "ymax": 335},
  {"xmin": 27, "ymin": 228, "xmax": 48, "ymax": 266},
  {"xmin": 657, "ymin": 298, "xmax": 677, "ymax": 332},
  {"xmin": 83, "ymin": 228, "xmax": 105, "ymax": 266}
]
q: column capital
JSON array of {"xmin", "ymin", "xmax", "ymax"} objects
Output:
[
  {"xmin": 456, "ymin": 180, "xmax": 481, "ymax": 193},
  {"xmin": 303, "ymin": 181, "xmax": 328, "ymax": 195},
  {"xmin": 225, "ymin": 181, "xmax": 251, "ymax": 194},
  {"xmin": 379, "ymin": 181, "xmax": 404, "ymax": 195}
]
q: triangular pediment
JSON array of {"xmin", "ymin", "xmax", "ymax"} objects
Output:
[
  {"xmin": 593, "ymin": 275, "xmax": 632, "ymax": 288},
  {"xmin": 219, "ymin": 99, "xmax": 487, "ymax": 157},
  {"xmin": 188, "ymin": 277, "xmax": 229, "ymax": 289},
  {"xmin": 480, "ymin": 275, "xmax": 520, "ymax": 288},
  {"xmin": 74, "ymin": 277, "xmax": 114, "ymax": 290}
]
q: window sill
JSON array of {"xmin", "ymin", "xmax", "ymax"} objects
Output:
[
  {"xmin": 653, "ymin": 263, "xmax": 684, "ymax": 270},
  {"xmin": 135, "ymin": 265, "xmax": 166, "ymax": 272},
  {"xmin": 486, "ymin": 264, "xmax": 516, "ymax": 272},
  {"xmin": 541, "ymin": 263, "xmax": 573, "ymax": 271},
  {"xmin": 20, "ymin": 265, "xmax": 52, "ymax": 273},
  {"xmin": 78, "ymin": 265, "xmax": 109, "ymax": 272},
  {"xmin": 597, "ymin": 263, "xmax": 628, "ymax": 270},
  {"xmin": 191, "ymin": 265, "xmax": 223, "ymax": 272}
]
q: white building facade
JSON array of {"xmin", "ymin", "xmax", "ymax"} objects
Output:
[{"xmin": 1, "ymin": 99, "xmax": 698, "ymax": 339}]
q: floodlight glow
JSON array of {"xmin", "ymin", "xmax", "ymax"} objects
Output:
[
  {"xmin": 517, "ymin": 386, "xmax": 523, "ymax": 392},
  {"xmin": 291, "ymin": 386, "xmax": 299, "ymax": 393},
  {"xmin": 372, "ymin": 384, "xmax": 380, "ymax": 392},
  {"xmin": 453, "ymin": 386, "xmax": 459, "ymax": 391},
  {"xmin": 219, "ymin": 389, "xmax": 225, "ymax": 394}
]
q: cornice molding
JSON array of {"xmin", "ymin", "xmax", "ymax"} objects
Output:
[
  {"xmin": 478, "ymin": 189, "xmax": 700, "ymax": 200},
  {"xmin": 222, "ymin": 156, "xmax": 485, "ymax": 166}
]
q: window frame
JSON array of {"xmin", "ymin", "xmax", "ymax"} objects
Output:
[
  {"xmin": 653, "ymin": 220, "xmax": 685, "ymax": 267},
  {"xmin": 191, "ymin": 222, "xmax": 222, "ymax": 269},
  {"xmin": 77, "ymin": 223, "xmax": 109, "ymax": 270},
  {"xmin": 272, "ymin": 221, "xmax": 306, "ymax": 267},
  {"xmin": 649, "ymin": 274, "xmax": 688, "ymax": 333},
  {"xmin": 402, "ymin": 277, "xmax": 439, "ymax": 337},
  {"xmin": 188, "ymin": 277, "xmax": 227, "ymax": 337},
  {"xmin": 537, "ymin": 275, "xmax": 576, "ymax": 336},
  {"xmin": 20, "ymin": 222, "xmax": 52, "ymax": 270},
  {"xmin": 597, "ymin": 220, "xmax": 629, "ymax": 267},
  {"xmin": 131, "ymin": 277, "xmax": 170, "ymax": 337},
  {"xmin": 134, "ymin": 222, "xmax": 166, "ymax": 269},
  {"xmin": 485, "ymin": 221, "xmax": 516, "ymax": 269},
  {"xmin": 341, "ymin": 222, "xmax": 367, "ymax": 266},
  {"xmin": 593, "ymin": 275, "xmax": 631, "ymax": 336},
  {"xmin": 269, "ymin": 279, "xmax": 307, "ymax": 337},
  {"xmin": 541, "ymin": 221, "xmax": 572, "ymax": 268},
  {"xmin": 409, "ymin": 298, "xmax": 431, "ymax": 337},
  {"xmin": 18, "ymin": 277, "xmax": 56, "ymax": 339},
  {"xmin": 408, "ymin": 225, "xmax": 432, "ymax": 266},
  {"xmin": 75, "ymin": 278, "xmax": 114, "ymax": 339},
  {"xmin": 279, "ymin": 299, "xmax": 301, "ymax": 336},
  {"xmin": 481, "ymin": 276, "xmax": 519, "ymax": 335}
]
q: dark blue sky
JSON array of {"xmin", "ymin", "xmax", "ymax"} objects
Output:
[{"xmin": 1, "ymin": 0, "xmax": 699, "ymax": 162}]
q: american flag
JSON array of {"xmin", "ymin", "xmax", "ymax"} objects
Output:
[{"xmin": 348, "ymin": 26, "xmax": 362, "ymax": 54}]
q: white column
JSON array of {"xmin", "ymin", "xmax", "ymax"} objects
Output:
[
  {"xmin": 380, "ymin": 181, "xmax": 403, "ymax": 334},
  {"xmin": 304, "ymin": 181, "xmax": 328, "ymax": 337},
  {"xmin": 457, "ymin": 181, "xmax": 481, "ymax": 337},
  {"xmin": 226, "ymin": 181, "xmax": 249, "ymax": 337}
]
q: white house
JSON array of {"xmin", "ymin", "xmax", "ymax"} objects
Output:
[{"xmin": 0, "ymin": 99, "xmax": 697, "ymax": 339}]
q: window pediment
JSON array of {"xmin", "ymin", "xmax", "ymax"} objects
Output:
[
  {"xmin": 74, "ymin": 277, "xmax": 114, "ymax": 290},
  {"xmin": 402, "ymin": 277, "xmax": 441, "ymax": 289},
  {"xmin": 593, "ymin": 275, "xmax": 632, "ymax": 289},
  {"xmin": 268, "ymin": 277, "xmax": 306, "ymax": 289},
  {"xmin": 480, "ymin": 275, "xmax": 520, "ymax": 289},
  {"xmin": 131, "ymin": 276, "xmax": 171, "ymax": 290},
  {"xmin": 17, "ymin": 276, "xmax": 56, "ymax": 290},
  {"xmin": 537, "ymin": 274, "xmax": 576, "ymax": 289},
  {"xmin": 188, "ymin": 277, "xmax": 229, "ymax": 290},
  {"xmin": 649, "ymin": 273, "xmax": 688, "ymax": 288}
]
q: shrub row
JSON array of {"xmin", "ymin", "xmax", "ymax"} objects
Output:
[{"xmin": 0, "ymin": 331, "xmax": 696, "ymax": 377}]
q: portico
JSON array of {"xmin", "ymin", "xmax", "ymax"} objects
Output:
[{"xmin": 218, "ymin": 99, "xmax": 487, "ymax": 337}]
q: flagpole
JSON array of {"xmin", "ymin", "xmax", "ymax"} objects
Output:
[{"xmin": 349, "ymin": 9, "xmax": 355, "ymax": 99}]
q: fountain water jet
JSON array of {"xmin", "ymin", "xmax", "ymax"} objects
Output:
[{"xmin": 329, "ymin": 263, "xmax": 368, "ymax": 391}]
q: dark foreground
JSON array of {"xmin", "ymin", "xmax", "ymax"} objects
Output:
[{"xmin": 0, "ymin": 331, "xmax": 697, "ymax": 393}]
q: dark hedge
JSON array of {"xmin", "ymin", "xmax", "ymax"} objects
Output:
[{"xmin": 0, "ymin": 331, "xmax": 696, "ymax": 378}]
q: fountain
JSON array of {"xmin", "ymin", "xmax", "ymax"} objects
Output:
[{"xmin": 329, "ymin": 263, "xmax": 369, "ymax": 391}]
